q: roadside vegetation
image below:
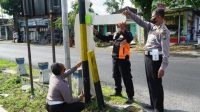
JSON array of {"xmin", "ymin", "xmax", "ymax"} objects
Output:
[{"xmin": 0, "ymin": 59, "xmax": 142, "ymax": 112}]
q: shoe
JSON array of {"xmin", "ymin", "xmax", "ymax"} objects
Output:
[
  {"xmin": 110, "ymin": 92, "xmax": 122, "ymax": 97},
  {"xmin": 125, "ymin": 98, "xmax": 134, "ymax": 104},
  {"xmin": 144, "ymin": 105, "xmax": 154, "ymax": 110}
]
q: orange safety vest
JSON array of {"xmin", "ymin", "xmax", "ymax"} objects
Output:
[
  {"xmin": 112, "ymin": 36, "xmax": 131, "ymax": 60},
  {"xmin": 118, "ymin": 43, "xmax": 130, "ymax": 59}
]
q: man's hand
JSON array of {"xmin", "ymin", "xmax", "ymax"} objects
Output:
[
  {"xmin": 158, "ymin": 69, "xmax": 165, "ymax": 78},
  {"xmin": 75, "ymin": 62, "xmax": 82, "ymax": 68},
  {"xmin": 78, "ymin": 91, "xmax": 84, "ymax": 101},
  {"xmin": 122, "ymin": 8, "xmax": 131, "ymax": 17}
]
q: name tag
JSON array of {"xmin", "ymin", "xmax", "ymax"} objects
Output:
[{"xmin": 151, "ymin": 49, "xmax": 159, "ymax": 61}]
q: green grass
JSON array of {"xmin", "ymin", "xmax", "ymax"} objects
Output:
[
  {"xmin": 0, "ymin": 59, "xmax": 47, "ymax": 112},
  {"xmin": 0, "ymin": 59, "xmax": 142, "ymax": 112},
  {"xmin": 0, "ymin": 59, "xmax": 17, "ymax": 70},
  {"xmin": 133, "ymin": 43, "xmax": 196, "ymax": 52}
]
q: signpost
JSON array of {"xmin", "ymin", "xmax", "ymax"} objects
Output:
[
  {"xmin": 22, "ymin": 0, "xmax": 34, "ymax": 97},
  {"xmin": 21, "ymin": 0, "xmax": 61, "ymax": 97}
]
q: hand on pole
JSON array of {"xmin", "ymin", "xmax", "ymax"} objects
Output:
[
  {"xmin": 75, "ymin": 62, "xmax": 82, "ymax": 68},
  {"xmin": 78, "ymin": 91, "xmax": 84, "ymax": 101}
]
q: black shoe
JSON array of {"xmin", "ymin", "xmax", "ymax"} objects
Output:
[
  {"xmin": 110, "ymin": 92, "xmax": 122, "ymax": 97},
  {"xmin": 125, "ymin": 98, "xmax": 134, "ymax": 104},
  {"xmin": 144, "ymin": 105, "xmax": 154, "ymax": 110}
]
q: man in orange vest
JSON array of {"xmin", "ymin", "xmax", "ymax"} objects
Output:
[{"xmin": 94, "ymin": 22, "xmax": 134, "ymax": 104}]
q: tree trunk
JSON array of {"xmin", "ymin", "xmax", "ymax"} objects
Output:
[{"xmin": 13, "ymin": 15, "xmax": 21, "ymax": 43}]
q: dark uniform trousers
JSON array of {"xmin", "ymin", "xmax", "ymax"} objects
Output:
[
  {"xmin": 113, "ymin": 58, "xmax": 134, "ymax": 99},
  {"xmin": 144, "ymin": 55, "xmax": 164, "ymax": 112},
  {"xmin": 46, "ymin": 102, "xmax": 84, "ymax": 112}
]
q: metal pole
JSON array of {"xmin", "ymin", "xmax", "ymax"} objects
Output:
[
  {"xmin": 50, "ymin": 13, "xmax": 56, "ymax": 63},
  {"xmin": 22, "ymin": 0, "xmax": 34, "ymax": 97},
  {"xmin": 61, "ymin": 0, "xmax": 72, "ymax": 95},
  {"xmin": 78, "ymin": 0, "xmax": 91, "ymax": 103},
  {"xmin": 178, "ymin": 12, "xmax": 181, "ymax": 44},
  {"xmin": 50, "ymin": 0, "xmax": 56, "ymax": 63},
  {"xmin": 25, "ymin": 16, "xmax": 34, "ymax": 97}
]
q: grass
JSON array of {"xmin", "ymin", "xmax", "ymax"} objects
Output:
[
  {"xmin": 0, "ymin": 59, "xmax": 47, "ymax": 112},
  {"xmin": 0, "ymin": 58, "xmax": 142, "ymax": 112}
]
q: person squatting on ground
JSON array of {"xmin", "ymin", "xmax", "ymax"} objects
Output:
[
  {"xmin": 94, "ymin": 22, "xmax": 135, "ymax": 104},
  {"xmin": 123, "ymin": 8, "xmax": 170, "ymax": 112},
  {"xmin": 46, "ymin": 62, "xmax": 85, "ymax": 112}
]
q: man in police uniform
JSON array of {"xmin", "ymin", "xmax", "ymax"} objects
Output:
[
  {"xmin": 94, "ymin": 22, "xmax": 135, "ymax": 104},
  {"xmin": 123, "ymin": 8, "xmax": 170, "ymax": 112}
]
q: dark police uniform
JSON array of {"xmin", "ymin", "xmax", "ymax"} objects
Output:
[
  {"xmin": 128, "ymin": 11, "xmax": 170, "ymax": 112},
  {"xmin": 95, "ymin": 30, "xmax": 134, "ymax": 100}
]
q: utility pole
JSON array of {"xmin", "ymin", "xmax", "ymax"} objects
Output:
[
  {"xmin": 61, "ymin": 0, "xmax": 72, "ymax": 95},
  {"xmin": 22, "ymin": 0, "xmax": 34, "ymax": 98},
  {"xmin": 78, "ymin": 0, "xmax": 91, "ymax": 103},
  {"xmin": 49, "ymin": 0, "xmax": 56, "ymax": 63}
]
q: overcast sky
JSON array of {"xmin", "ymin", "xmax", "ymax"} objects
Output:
[{"xmin": 67, "ymin": 0, "xmax": 133, "ymax": 15}]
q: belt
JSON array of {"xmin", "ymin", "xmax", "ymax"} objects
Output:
[
  {"xmin": 144, "ymin": 50, "xmax": 162, "ymax": 56},
  {"xmin": 47, "ymin": 100, "xmax": 64, "ymax": 105}
]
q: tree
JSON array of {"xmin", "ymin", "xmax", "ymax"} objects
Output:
[
  {"xmin": 103, "ymin": 0, "xmax": 120, "ymax": 14},
  {"xmin": 0, "ymin": 0, "xmax": 22, "ymax": 31},
  {"xmin": 54, "ymin": 1, "xmax": 94, "ymax": 36},
  {"xmin": 130, "ymin": 0, "xmax": 153, "ymax": 43},
  {"xmin": 162, "ymin": 0, "xmax": 200, "ymax": 8}
]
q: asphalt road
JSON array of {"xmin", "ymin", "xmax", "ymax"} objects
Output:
[{"xmin": 0, "ymin": 42, "xmax": 200, "ymax": 111}]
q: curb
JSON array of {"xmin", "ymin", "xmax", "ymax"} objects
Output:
[
  {"xmin": 135, "ymin": 51, "xmax": 200, "ymax": 58},
  {"xmin": 170, "ymin": 53, "xmax": 200, "ymax": 58}
]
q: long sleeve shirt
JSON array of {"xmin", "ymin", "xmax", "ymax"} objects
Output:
[
  {"xmin": 46, "ymin": 66, "xmax": 79, "ymax": 103},
  {"xmin": 96, "ymin": 30, "xmax": 133, "ymax": 43},
  {"xmin": 96, "ymin": 30, "xmax": 133, "ymax": 59},
  {"xmin": 128, "ymin": 11, "xmax": 170, "ymax": 70}
]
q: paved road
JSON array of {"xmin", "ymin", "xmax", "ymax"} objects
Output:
[{"xmin": 0, "ymin": 42, "xmax": 200, "ymax": 111}]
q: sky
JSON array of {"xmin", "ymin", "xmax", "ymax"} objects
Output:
[{"xmin": 67, "ymin": 0, "xmax": 133, "ymax": 15}]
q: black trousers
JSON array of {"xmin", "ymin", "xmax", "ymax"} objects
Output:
[
  {"xmin": 144, "ymin": 55, "xmax": 164, "ymax": 112},
  {"xmin": 46, "ymin": 102, "xmax": 84, "ymax": 112},
  {"xmin": 113, "ymin": 58, "xmax": 134, "ymax": 99}
]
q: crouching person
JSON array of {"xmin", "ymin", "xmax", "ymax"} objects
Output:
[{"xmin": 46, "ymin": 62, "xmax": 84, "ymax": 112}]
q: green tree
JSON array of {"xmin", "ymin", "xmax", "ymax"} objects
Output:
[
  {"xmin": 167, "ymin": 0, "xmax": 200, "ymax": 8},
  {"xmin": 54, "ymin": 1, "xmax": 94, "ymax": 36},
  {"xmin": 0, "ymin": 0, "xmax": 22, "ymax": 32},
  {"xmin": 103, "ymin": 0, "xmax": 120, "ymax": 14},
  {"xmin": 130, "ymin": 0, "xmax": 153, "ymax": 43}
]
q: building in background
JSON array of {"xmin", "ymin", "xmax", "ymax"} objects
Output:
[
  {"xmin": 94, "ymin": 7, "xmax": 141, "ymax": 44},
  {"xmin": 165, "ymin": 6, "xmax": 200, "ymax": 44},
  {"xmin": 0, "ymin": 6, "xmax": 12, "ymax": 40}
]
